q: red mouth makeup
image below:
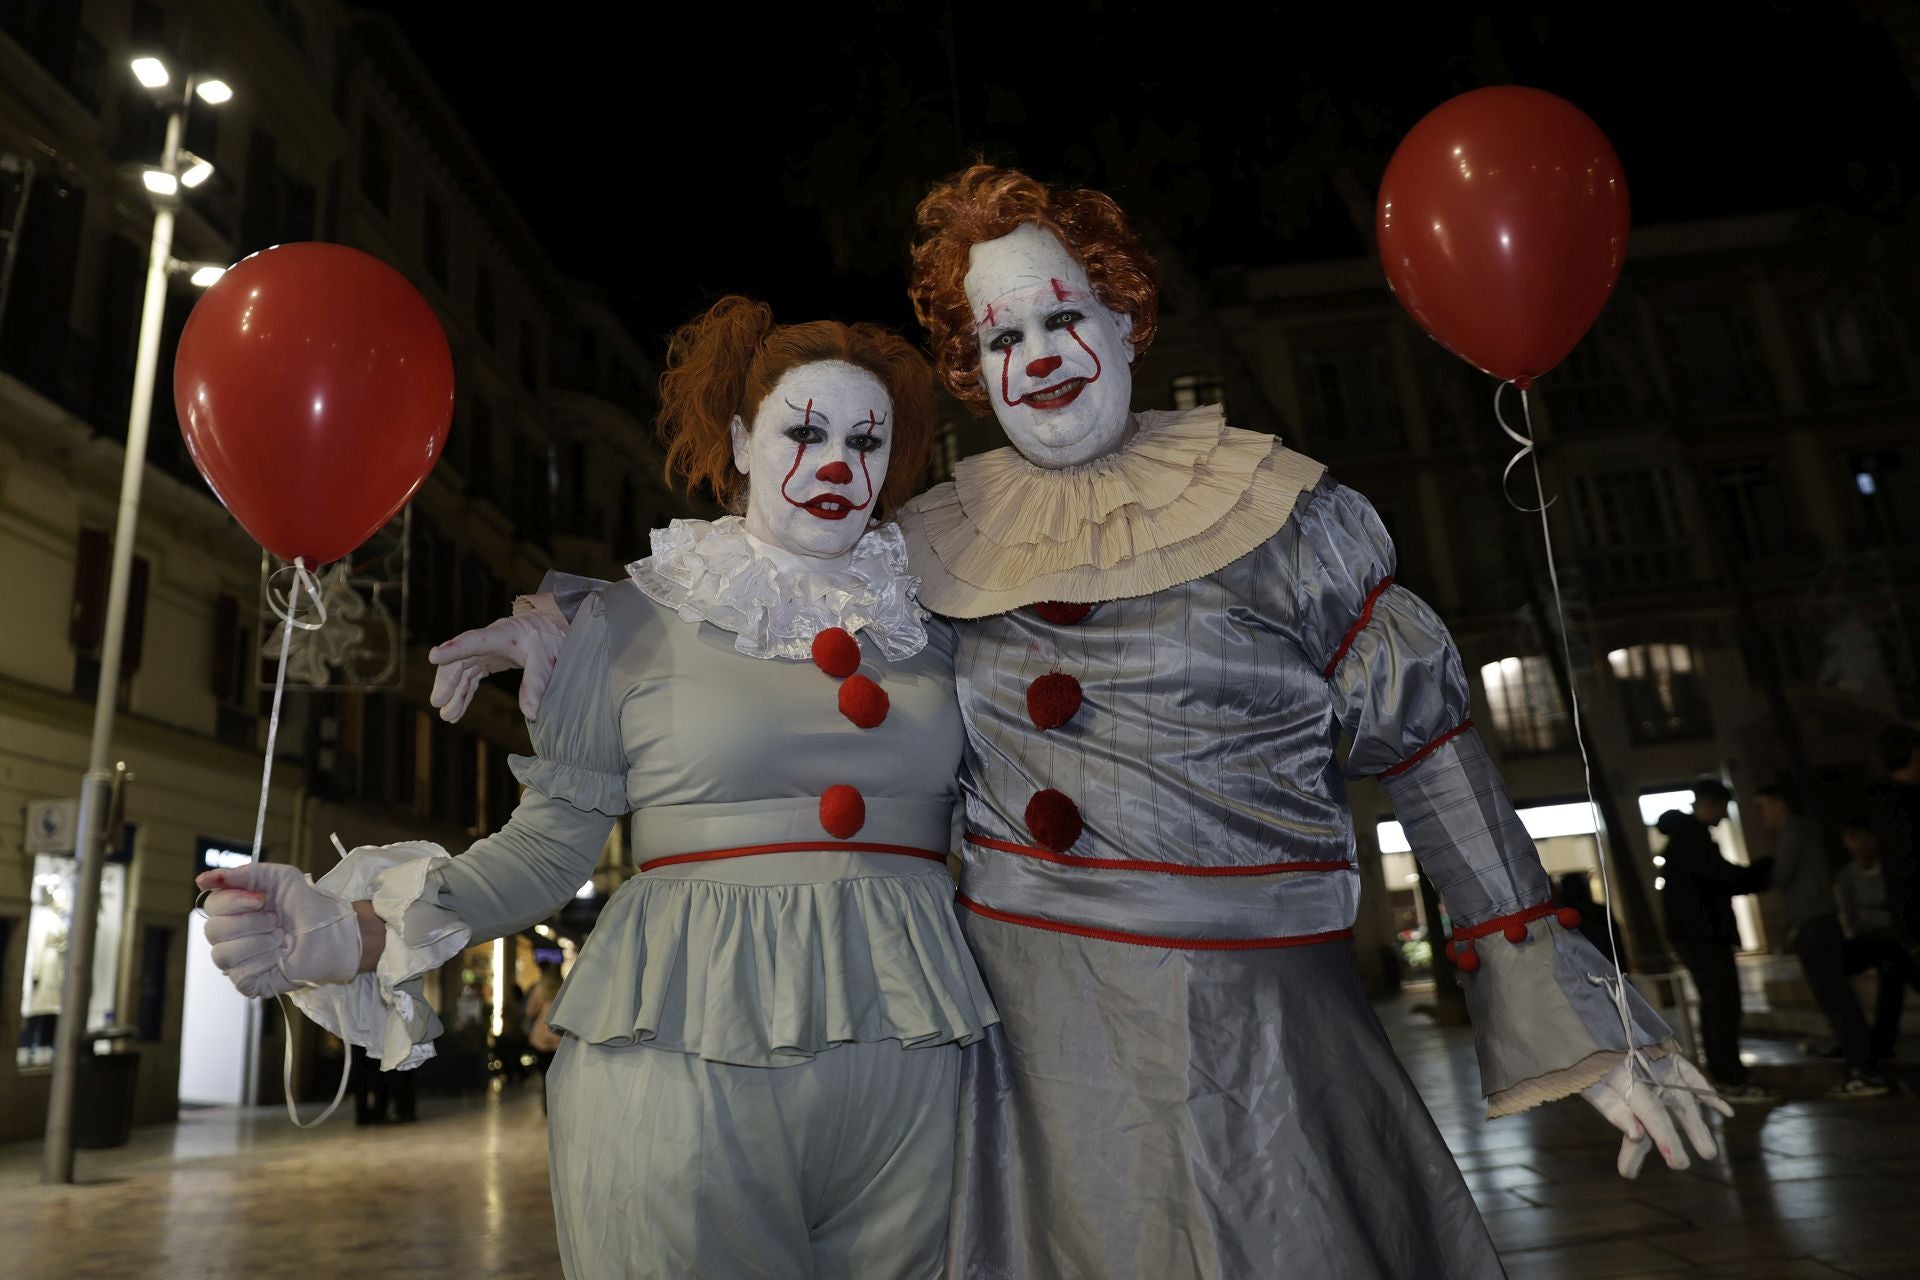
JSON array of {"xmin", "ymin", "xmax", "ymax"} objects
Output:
[
  {"xmin": 799, "ymin": 494, "xmax": 859, "ymax": 520},
  {"xmin": 1020, "ymin": 378, "xmax": 1089, "ymax": 410}
]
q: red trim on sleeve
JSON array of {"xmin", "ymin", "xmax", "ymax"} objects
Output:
[
  {"xmin": 956, "ymin": 894, "xmax": 1355, "ymax": 952},
  {"xmin": 965, "ymin": 832, "xmax": 1350, "ymax": 878},
  {"xmin": 1379, "ymin": 720, "xmax": 1474, "ymax": 779},
  {"xmin": 1321, "ymin": 575, "xmax": 1396, "ymax": 679},
  {"xmin": 1449, "ymin": 899, "xmax": 1562, "ymax": 943}
]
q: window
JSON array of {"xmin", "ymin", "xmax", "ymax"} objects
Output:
[
  {"xmin": 357, "ymin": 111, "xmax": 390, "ymax": 216},
  {"xmin": 935, "ymin": 422, "xmax": 961, "ymax": 482},
  {"xmin": 520, "ymin": 322, "xmax": 540, "ymax": 390},
  {"xmin": 1805, "ymin": 288, "xmax": 1904, "ymax": 401},
  {"xmin": 1544, "ymin": 310, "xmax": 1643, "ymax": 432},
  {"xmin": 70, "ymin": 529, "xmax": 148, "ymax": 704},
  {"xmin": 468, "ymin": 394, "xmax": 495, "ymax": 499},
  {"xmin": 263, "ymin": 0, "xmax": 306, "ymax": 51},
  {"xmin": 1415, "ymin": 337, "xmax": 1484, "ymax": 453},
  {"xmin": 1712, "ymin": 460, "xmax": 1796, "ymax": 561},
  {"xmin": 1573, "ymin": 468, "xmax": 1691, "ymax": 591},
  {"xmin": 1848, "ymin": 448, "xmax": 1920, "ymax": 547},
  {"xmin": 1608, "ymin": 643, "xmax": 1711, "ymax": 744},
  {"xmin": 211, "ymin": 592, "xmax": 256, "ymax": 748},
  {"xmin": 1170, "ymin": 372, "xmax": 1225, "ymax": 413},
  {"xmin": 1295, "ymin": 338, "xmax": 1403, "ymax": 456},
  {"xmin": 1661, "ymin": 305, "xmax": 1774, "ymax": 417},
  {"xmin": 135, "ymin": 924, "xmax": 172, "ymax": 1041},
  {"xmin": 474, "ymin": 266, "xmax": 496, "ymax": 344},
  {"xmin": 421, "ymin": 195, "xmax": 448, "ymax": 288},
  {"xmin": 1480, "ymin": 656, "xmax": 1572, "ymax": 754}
]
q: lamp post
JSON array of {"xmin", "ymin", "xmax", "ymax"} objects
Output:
[{"xmin": 42, "ymin": 57, "xmax": 231, "ymax": 1186}]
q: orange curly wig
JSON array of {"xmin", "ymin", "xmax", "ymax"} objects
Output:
[
  {"xmin": 657, "ymin": 296, "xmax": 938, "ymax": 515},
  {"xmin": 910, "ymin": 164, "xmax": 1160, "ymax": 409}
]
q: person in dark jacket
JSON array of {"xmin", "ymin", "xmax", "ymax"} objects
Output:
[
  {"xmin": 1754, "ymin": 785, "xmax": 1886, "ymax": 1097},
  {"xmin": 1658, "ymin": 779, "xmax": 1778, "ymax": 1102}
]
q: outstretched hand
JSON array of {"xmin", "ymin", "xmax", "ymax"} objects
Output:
[
  {"xmin": 1582, "ymin": 1051, "xmax": 1734, "ymax": 1177},
  {"xmin": 427, "ymin": 600, "xmax": 566, "ymax": 723},
  {"xmin": 196, "ymin": 863, "xmax": 364, "ymax": 999}
]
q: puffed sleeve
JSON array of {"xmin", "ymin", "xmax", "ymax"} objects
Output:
[
  {"xmin": 1282, "ymin": 479, "xmax": 1673, "ymax": 1115},
  {"xmin": 288, "ymin": 587, "xmax": 628, "ymax": 1069}
]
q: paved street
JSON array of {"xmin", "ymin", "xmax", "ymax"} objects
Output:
[{"xmin": 6, "ymin": 993, "xmax": 1916, "ymax": 1278}]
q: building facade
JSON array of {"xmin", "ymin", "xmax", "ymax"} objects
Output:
[
  {"xmin": 1135, "ymin": 211, "xmax": 1920, "ymax": 988},
  {"xmin": 0, "ymin": 0, "xmax": 683, "ymax": 1138}
]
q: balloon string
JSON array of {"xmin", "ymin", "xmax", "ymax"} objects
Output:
[
  {"xmin": 251, "ymin": 558, "xmax": 322, "ymax": 862},
  {"xmin": 1495, "ymin": 383, "xmax": 1657, "ymax": 1101},
  {"xmin": 248, "ymin": 556, "xmax": 356, "ymax": 1127}
]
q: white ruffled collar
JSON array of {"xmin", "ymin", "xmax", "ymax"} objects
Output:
[{"xmin": 626, "ymin": 516, "xmax": 929, "ymax": 661}]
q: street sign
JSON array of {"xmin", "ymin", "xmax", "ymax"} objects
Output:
[{"xmin": 25, "ymin": 798, "xmax": 76, "ymax": 854}]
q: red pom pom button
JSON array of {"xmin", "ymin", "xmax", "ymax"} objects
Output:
[
  {"xmin": 1556, "ymin": 906, "xmax": 1583, "ymax": 929},
  {"xmin": 1455, "ymin": 943, "xmax": 1481, "ymax": 973},
  {"xmin": 811, "ymin": 627, "xmax": 861, "ymax": 678},
  {"xmin": 838, "ymin": 675, "xmax": 890, "ymax": 729},
  {"xmin": 1503, "ymin": 921, "xmax": 1529, "ymax": 944},
  {"xmin": 1026, "ymin": 672, "xmax": 1083, "ymax": 731},
  {"xmin": 1031, "ymin": 601, "xmax": 1093, "ymax": 626},
  {"xmin": 1025, "ymin": 788, "xmax": 1083, "ymax": 853},
  {"xmin": 820, "ymin": 785, "xmax": 866, "ymax": 839},
  {"xmin": 1444, "ymin": 941, "xmax": 1458, "ymax": 963}
]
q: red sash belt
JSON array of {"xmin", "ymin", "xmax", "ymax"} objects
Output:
[
  {"xmin": 640, "ymin": 841, "xmax": 948, "ymax": 874},
  {"xmin": 956, "ymin": 894, "xmax": 1354, "ymax": 952}
]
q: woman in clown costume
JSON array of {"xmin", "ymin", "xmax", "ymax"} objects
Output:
[{"xmin": 198, "ymin": 296, "xmax": 995, "ymax": 1279}]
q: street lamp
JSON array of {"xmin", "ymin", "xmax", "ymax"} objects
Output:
[{"xmin": 42, "ymin": 55, "xmax": 232, "ymax": 1187}]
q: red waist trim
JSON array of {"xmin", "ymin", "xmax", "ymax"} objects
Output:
[
  {"xmin": 965, "ymin": 832, "xmax": 1351, "ymax": 878},
  {"xmin": 956, "ymin": 894, "xmax": 1355, "ymax": 952},
  {"xmin": 640, "ymin": 841, "xmax": 948, "ymax": 874}
]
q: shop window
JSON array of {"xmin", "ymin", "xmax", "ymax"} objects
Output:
[{"xmin": 19, "ymin": 851, "xmax": 130, "ymax": 1066}]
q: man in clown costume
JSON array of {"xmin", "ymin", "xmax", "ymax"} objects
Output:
[{"xmin": 895, "ymin": 165, "xmax": 1729, "ymax": 1278}]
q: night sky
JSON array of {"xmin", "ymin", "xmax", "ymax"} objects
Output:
[{"xmin": 367, "ymin": 3, "xmax": 1920, "ymax": 348}]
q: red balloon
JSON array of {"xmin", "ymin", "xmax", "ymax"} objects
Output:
[
  {"xmin": 1377, "ymin": 86, "xmax": 1629, "ymax": 387},
  {"xmin": 174, "ymin": 243, "xmax": 454, "ymax": 565}
]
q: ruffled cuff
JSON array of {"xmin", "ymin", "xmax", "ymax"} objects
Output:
[
  {"xmin": 509, "ymin": 753, "xmax": 630, "ymax": 816},
  {"xmin": 286, "ymin": 841, "xmax": 472, "ymax": 1071},
  {"xmin": 1458, "ymin": 918, "xmax": 1673, "ymax": 1118}
]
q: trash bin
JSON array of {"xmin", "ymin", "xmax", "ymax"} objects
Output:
[{"xmin": 73, "ymin": 1049, "xmax": 140, "ymax": 1149}]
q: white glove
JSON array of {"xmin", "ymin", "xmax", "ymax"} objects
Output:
[
  {"xmin": 427, "ymin": 594, "xmax": 567, "ymax": 723},
  {"xmin": 197, "ymin": 863, "xmax": 363, "ymax": 1000},
  {"xmin": 1582, "ymin": 1051, "xmax": 1734, "ymax": 1177}
]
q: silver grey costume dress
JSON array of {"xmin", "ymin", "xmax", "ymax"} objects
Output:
[
  {"xmin": 897, "ymin": 406, "xmax": 1674, "ymax": 1280},
  {"xmin": 289, "ymin": 518, "xmax": 997, "ymax": 1280}
]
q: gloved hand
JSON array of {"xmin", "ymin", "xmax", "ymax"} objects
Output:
[
  {"xmin": 427, "ymin": 594, "xmax": 567, "ymax": 723},
  {"xmin": 1582, "ymin": 1050, "xmax": 1734, "ymax": 1177},
  {"xmin": 197, "ymin": 863, "xmax": 364, "ymax": 1000}
]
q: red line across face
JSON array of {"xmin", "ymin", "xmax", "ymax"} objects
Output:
[
  {"xmin": 778, "ymin": 400, "xmax": 877, "ymax": 521},
  {"xmin": 999, "ymin": 324, "xmax": 1104, "ymax": 412}
]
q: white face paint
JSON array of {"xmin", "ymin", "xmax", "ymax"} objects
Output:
[
  {"xmin": 965, "ymin": 222, "xmax": 1135, "ymax": 469},
  {"xmin": 732, "ymin": 360, "xmax": 892, "ymax": 563}
]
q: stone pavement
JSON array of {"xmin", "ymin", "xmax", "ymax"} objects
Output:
[{"xmin": 5, "ymin": 992, "xmax": 1916, "ymax": 1278}]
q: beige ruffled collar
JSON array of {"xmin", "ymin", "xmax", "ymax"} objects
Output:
[{"xmin": 897, "ymin": 405, "xmax": 1325, "ymax": 618}]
